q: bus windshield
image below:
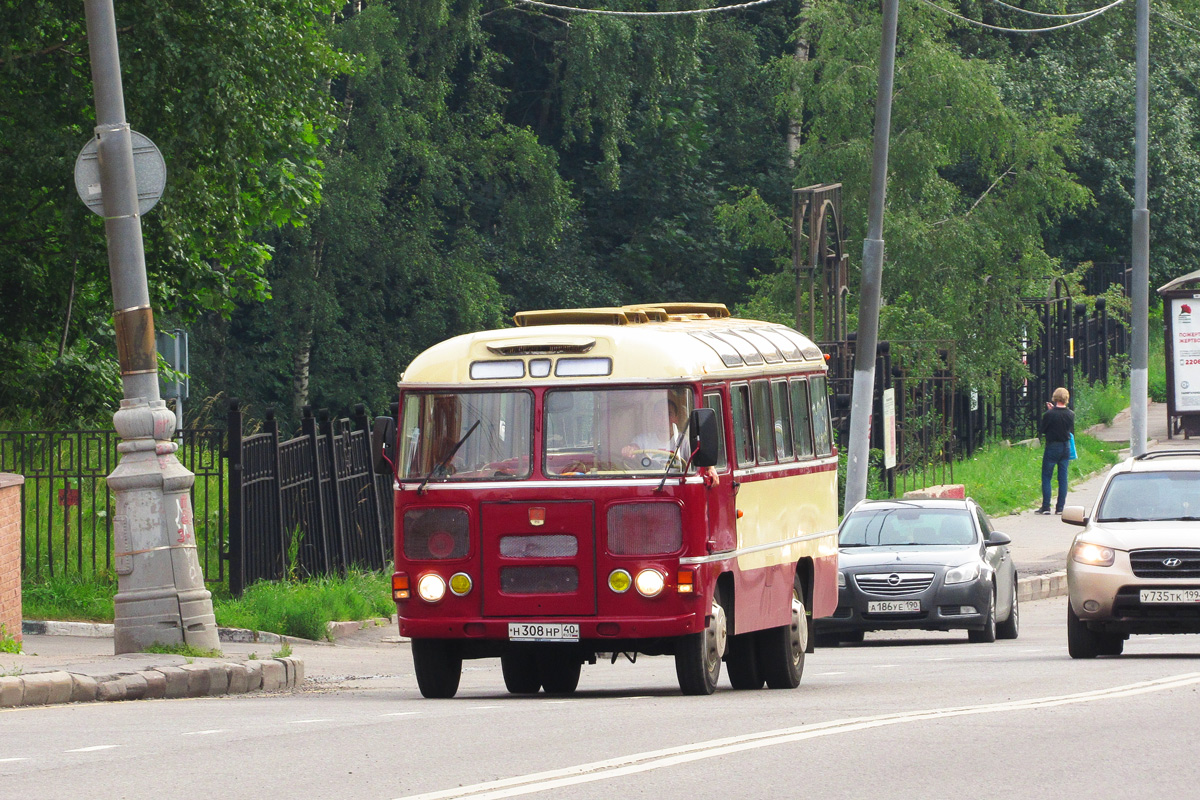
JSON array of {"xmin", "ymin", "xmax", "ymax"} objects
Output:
[
  {"xmin": 544, "ymin": 387, "xmax": 694, "ymax": 477},
  {"xmin": 399, "ymin": 391, "xmax": 533, "ymax": 480}
]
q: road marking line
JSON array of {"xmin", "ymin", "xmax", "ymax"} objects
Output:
[
  {"xmin": 874, "ymin": 664, "xmax": 899, "ymax": 669},
  {"xmin": 382, "ymin": 712, "xmax": 420, "ymax": 717},
  {"xmin": 0, "ymin": 757, "xmax": 28, "ymax": 763},
  {"xmin": 392, "ymin": 673, "xmax": 1200, "ymax": 800},
  {"xmin": 815, "ymin": 672, "xmax": 846, "ymax": 676},
  {"xmin": 287, "ymin": 719, "xmax": 333, "ymax": 724},
  {"xmin": 470, "ymin": 706, "xmax": 501, "ymax": 710},
  {"xmin": 66, "ymin": 745, "xmax": 119, "ymax": 753},
  {"xmin": 619, "ymin": 696, "xmax": 651, "ymax": 701},
  {"xmin": 181, "ymin": 730, "xmax": 226, "ymax": 736}
]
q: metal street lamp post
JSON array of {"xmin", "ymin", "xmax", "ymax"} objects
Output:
[
  {"xmin": 83, "ymin": 0, "xmax": 220, "ymax": 653},
  {"xmin": 1130, "ymin": 0, "xmax": 1150, "ymax": 456}
]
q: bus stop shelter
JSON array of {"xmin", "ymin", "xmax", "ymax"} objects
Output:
[{"xmin": 1158, "ymin": 269, "xmax": 1200, "ymax": 438}]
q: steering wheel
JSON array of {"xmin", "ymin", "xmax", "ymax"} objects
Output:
[{"xmin": 625, "ymin": 448, "xmax": 683, "ymax": 469}]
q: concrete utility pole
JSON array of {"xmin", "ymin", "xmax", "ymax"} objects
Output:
[
  {"xmin": 83, "ymin": 0, "xmax": 219, "ymax": 653},
  {"xmin": 844, "ymin": 0, "xmax": 899, "ymax": 512},
  {"xmin": 1130, "ymin": 0, "xmax": 1150, "ymax": 456}
]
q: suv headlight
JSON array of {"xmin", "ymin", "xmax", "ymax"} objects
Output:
[
  {"xmin": 1072, "ymin": 541, "xmax": 1116, "ymax": 567},
  {"xmin": 945, "ymin": 561, "xmax": 981, "ymax": 585}
]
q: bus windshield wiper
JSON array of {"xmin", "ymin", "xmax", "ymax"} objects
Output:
[
  {"xmin": 656, "ymin": 418, "xmax": 692, "ymax": 493},
  {"xmin": 417, "ymin": 420, "xmax": 481, "ymax": 495}
]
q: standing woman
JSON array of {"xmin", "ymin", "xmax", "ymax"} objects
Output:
[{"xmin": 1038, "ymin": 386, "xmax": 1075, "ymax": 514}]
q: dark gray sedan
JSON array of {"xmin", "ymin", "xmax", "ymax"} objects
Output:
[{"xmin": 814, "ymin": 498, "xmax": 1019, "ymax": 644}]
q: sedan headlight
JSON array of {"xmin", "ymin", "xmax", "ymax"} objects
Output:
[
  {"xmin": 1072, "ymin": 541, "xmax": 1116, "ymax": 567},
  {"xmin": 837, "ymin": 571, "xmax": 846, "ymax": 588},
  {"xmin": 945, "ymin": 561, "xmax": 981, "ymax": 585}
]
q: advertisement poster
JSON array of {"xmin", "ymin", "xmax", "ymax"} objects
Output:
[{"xmin": 1173, "ymin": 297, "xmax": 1200, "ymax": 410}]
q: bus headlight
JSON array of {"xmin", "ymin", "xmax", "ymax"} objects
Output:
[
  {"xmin": 608, "ymin": 569, "xmax": 632, "ymax": 593},
  {"xmin": 417, "ymin": 573, "xmax": 447, "ymax": 603},
  {"xmin": 449, "ymin": 573, "xmax": 473, "ymax": 596},
  {"xmin": 635, "ymin": 569, "xmax": 666, "ymax": 598}
]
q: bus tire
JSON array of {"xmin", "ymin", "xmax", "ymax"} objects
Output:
[
  {"xmin": 675, "ymin": 591, "xmax": 727, "ymax": 695},
  {"xmin": 501, "ymin": 648, "xmax": 541, "ymax": 694},
  {"xmin": 537, "ymin": 647, "xmax": 582, "ymax": 694},
  {"xmin": 757, "ymin": 576, "xmax": 806, "ymax": 690},
  {"xmin": 412, "ymin": 639, "xmax": 462, "ymax": 699},
  {"xmin": 725, "ymin": 633, "xmax": 763, "ymax": 690}
]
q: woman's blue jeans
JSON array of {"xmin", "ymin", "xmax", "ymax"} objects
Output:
[{"xmin": 1041, "ymin": 440, "xmax": 1070, "ymax": 512}]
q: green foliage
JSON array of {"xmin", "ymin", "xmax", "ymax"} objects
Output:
[
  {"xmin": 212, "ymin": 569, "xmax": 393, "ymax": 641},
  {"xmin": 1072, "ymin": 373, "xmax": 1130, "ymax": 430},
  {"xmin": 272, "ymin": 641, "xmax": 294, "ymax": 659},
  {"xmin": 954, "ymin": 435, "xmax": 1123, "ymax": 517},
  {"xmin": 1149, "ymin": 305, "xmax": 1167, "ymax": 403},
  {"xmin": 0, "ymin": 625, "xmax": 21, "ymax": 654},
  {"xmin": 142, "ymin": 641, "xmax": 224, "ymax": 659},
  {"xmin": 21, "ymin": 573, "xmax": 115, "ymax": 622}
]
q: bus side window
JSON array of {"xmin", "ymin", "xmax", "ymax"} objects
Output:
[
  {"xmin": 789, "ymin": 378, "xmax": 814, "ymax": 459},
  {"xmin": 771, "ymin": 380, "xmax": 794, "ymax": 462},
  {"xmin": 731, "ymin": 384, "xmax": 754, "ymax": 467},
  {"xmin": 703, "ymin": 392, "xmax": 729, "ymax": 470},
  {"xmin": 751, "ymin": 379, "xmax": 776, "ymax": 464},
  {"xmin": 810, "ymin": 375, "xmax": 833, "ymax": 456}
]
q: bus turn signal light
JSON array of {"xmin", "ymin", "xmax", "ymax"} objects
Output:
[
  {"xmin": 676, "ymin": 570, "xmax": 695, "ymax": 593},
  {"xmin": 392, "ymin": 573, "xmax": 410, "ymax": 601}
]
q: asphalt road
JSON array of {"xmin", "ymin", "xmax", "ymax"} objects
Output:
[{"xmin": 5, "ymin": 595, "xmax": 1200, "ymax": 800}]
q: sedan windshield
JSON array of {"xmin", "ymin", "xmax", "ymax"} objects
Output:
[
  {"xmin": 840, "ymin": 508, "xmax": 977, "ymax": 547},
  {"xmin": 1096, "ymin": 471, "xmax": 1200, "ymax": 521}
]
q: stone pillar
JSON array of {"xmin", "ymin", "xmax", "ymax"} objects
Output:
[{"xmin": 0, "ymin": 474, "xmax": 24, "ymax": 646}]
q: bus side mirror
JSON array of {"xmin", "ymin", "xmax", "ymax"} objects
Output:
[
  {"xmin": 372, "ymin": 416, "xmax": 396, "ymax": 475},
  {"xmin": 689, "ymin": 408, "xmax": 719, "ymax": 468}
]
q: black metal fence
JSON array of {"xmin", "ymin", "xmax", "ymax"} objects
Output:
[
  {"xmin": 0, "ymin": 428, "xmax": 226, "ymax": 584},
  {"xmin": 227, "ymin": 402, "xmax": 393, "ymax": 595}
]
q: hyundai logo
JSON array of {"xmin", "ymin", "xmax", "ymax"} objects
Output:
[
  {"xmin": 1163, "ymin": 557, "xmax": 1183, "ymax": 568},
  {"xmin": 887, "ymin": 573, "xmax": 902, "ymax": 586}
]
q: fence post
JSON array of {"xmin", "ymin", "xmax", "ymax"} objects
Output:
[
  {"xmin": 301, "ymin": 406, "xmax": 332, "ymax": 575},
  {"xmin": 353, "ymin": 404, "xmax": 387, "ymax": 568},
  {"xmin": 265, "ymin": 408, "xmax": 288, "ymax": 582},
  {"xmin": 226, "ymin": 399, "xmax": 244, "ymax": 596},
  {"xmin": 321, "ymin": 410, "xmax": 349, "ymax": 575},
  {"xmin": 1097, "ymin": 297, "xmax": 1109, "ymax": 384}
]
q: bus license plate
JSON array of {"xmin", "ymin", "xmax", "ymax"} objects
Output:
[
  {"xmin": 508, "ymin": 622, "xmax": 580, "ymax": 642},
  {"xmin": 868, "ymin": 600, "xmax": 920, "ymax": 613},
  {"xmin": 1141, "ymin": 589, "xmax": 1200, "ymax": 604}
]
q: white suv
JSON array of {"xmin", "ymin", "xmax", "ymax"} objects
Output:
[{"xmin": 1064, "ymin": 450, "xmax": 1200, "ymax": 658}]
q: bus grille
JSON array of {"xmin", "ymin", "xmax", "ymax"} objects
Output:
[
  {"xmin": 855, "ymin": 572, "xmax": 935, "ymax": 596},
  {"xmin": 500, "ymin": 566, "xmax": 579, "ymax": 594}
]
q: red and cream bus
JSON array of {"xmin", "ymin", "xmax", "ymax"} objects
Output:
[{"xmin": 372, "ymin": 303, "xmax": 839, "ymax": 697}]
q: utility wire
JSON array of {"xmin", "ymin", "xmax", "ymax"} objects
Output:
[
  {"xmin": 1153, "ymin": 8, "xmax": 1200, "ymax": 37},
  {"xmin": 989, "ymin": 0, "xmax": 1121, "ymax": 19},
  {"xmin": 512, "ymin": 0, "xmax": 778, "ymax": 16},
  {"xmin": 911, "ymin": 0, "xmax": 1125, "ymax": 33}
]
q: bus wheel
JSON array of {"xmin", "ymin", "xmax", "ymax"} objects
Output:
[
  {"xmin": 501, "ymin": 648, "xmax": 541, "ymax": 694},
  {"xmin": 725, "ymin": 633, "xmax": 763, "ymax": 690},
  {"xmin": 757, "ymin": 577, "xmax": 806, "ymax": 690},
  {"xmin": 675, "ymin": 593, "xmax": 727, "ymax": 695},
  {"xmin": 537, "ymin": 647, "xmax": 581, "ymax": 694},
  {"xmin": 411, "ymin": 639, "xmax": 462, "ymax": 699}
]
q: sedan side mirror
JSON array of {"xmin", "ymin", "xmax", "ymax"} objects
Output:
[
  {"xmin": 1061, "ymin": 505, "xmax": 1088, "ymax": 526},
  {"xmin": 371, "ymin": 416, "xmax": 396, "ymax": 476},
  {"xmin": 985, "ymin": 531, "xmax": 1011, "ymax": 547}
]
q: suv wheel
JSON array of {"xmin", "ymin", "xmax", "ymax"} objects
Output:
[{"xmin": 1067, "ymin": 603, "xmax": 1123, "ymax": 658}]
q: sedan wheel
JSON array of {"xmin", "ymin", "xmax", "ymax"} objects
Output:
[
  {"xmin": 996, "ymin": 579, "xmax": 1019, "ymax": 640},
  {"xmin": 967, "ymin": 586, "xmax": 997, "ymax": 643}
]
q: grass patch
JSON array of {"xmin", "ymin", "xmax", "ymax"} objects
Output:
[
  {"xmin": 0, "ymin": 624, "xmax": 21, "ymax": 654},
  {"xmin": 212, "ymin": 569, "xmax": 394, "ymax": 641},
  {"xmin": 21, "ymin": 572, "xmax": 115, "ymax": 622},
  {"xmin": 954, "ymin": 434, "xmax": 1124, "ymax": 517},
  {"xmin": 142, "ymin": 641, "xmax": 224, "ymax": 659}
]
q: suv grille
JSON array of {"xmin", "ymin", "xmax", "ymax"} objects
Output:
[
  {"xmin": 855, "ymin": 572, "xmax": 935, "ymax": 596},
  {"xmin": 1130, "ymin": 548, "xmax": 1200, "ymax": 579}
]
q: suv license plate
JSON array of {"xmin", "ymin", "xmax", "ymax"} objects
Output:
[
  {"xmin": 1140, "ymin": 589, "xmax": 1200, "ymax": 604},
  {"xmin": 508, "ymin": 622, "xmax": 580, "ymax": 642},
  {"xmin": 868, "ymin": 600, "xmax": 920, "ymax": 613}
]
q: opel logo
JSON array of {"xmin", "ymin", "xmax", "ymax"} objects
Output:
[
  {"xmin": 1163, "ymin": 557, "xmax": 1183, "ymax": 568},
  {"xmin": 887, "ymin": 573, "xmax": 902, "ymax": 586}
]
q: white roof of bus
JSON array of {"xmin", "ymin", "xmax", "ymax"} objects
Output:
[{"xmin": 400, "ymin": 305, "xmax": 827, "ymax": 385}]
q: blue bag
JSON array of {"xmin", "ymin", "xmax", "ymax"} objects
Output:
[{"xmin": 1068, "ymin": 433, "xmax": 1077, "ymax": 460}]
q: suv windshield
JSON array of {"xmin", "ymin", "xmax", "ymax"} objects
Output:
[
  {"xmin": 840, "ymin": 508, "xmax": 977, "ymax": 547},
  {"xmin": 399, "ymin": 391, "xmax": 532, "ymax": 480},
  {"xmin": 1096, "ymin": 471, "xmax": 1200, "ymax": 521},
  {"xmin": 544, "ymin": 387, "xmax": 694, "ymax": 478}
]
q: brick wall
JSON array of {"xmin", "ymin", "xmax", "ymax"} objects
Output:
[{"xmin": 0, "ymin": 474, "xmax": 23, "ymax": 645}]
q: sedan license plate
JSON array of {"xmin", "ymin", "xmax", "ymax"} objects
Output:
[
  {"xmin": 1140, "ymin": 589, "xmax": 1200, "ymax": 604},
  {"xmin": 508, "ymin": 622, "xmax": 580, "ymax": 642},
  {"xmin": 868, "ymin": 600, "xmax": 921, "ymax": 614}
]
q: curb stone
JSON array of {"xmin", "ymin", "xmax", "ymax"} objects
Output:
[
  {"xmin": 1018, "ymin": 570, "xmax": 1067, "ymax": 603},
  {"xmin": 0, "ymin": 656, "xmax": 302, "ymax": 709}
]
